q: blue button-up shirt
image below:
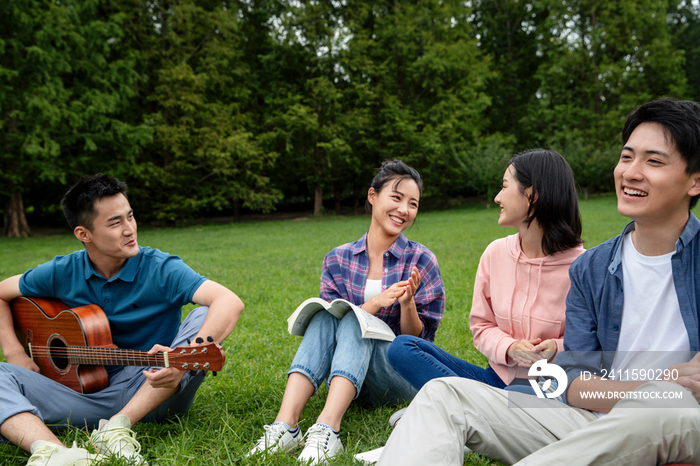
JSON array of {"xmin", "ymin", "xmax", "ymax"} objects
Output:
[{"xmin": 558, "ymin": 212, "xmax": 700, "ymax": 404}]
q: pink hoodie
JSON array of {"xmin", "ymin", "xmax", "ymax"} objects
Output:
[{"xmin": 469, "ymin": 234, "xmax": 584, "ymax": 384}]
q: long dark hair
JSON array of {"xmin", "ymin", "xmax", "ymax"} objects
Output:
[
  {"xmin": 509, "ymin": 149, "xmax": 582, "ymax": 255},
  {"xmin": 365, "ymin": 160, "xmax": 423, "ymax": 213}
]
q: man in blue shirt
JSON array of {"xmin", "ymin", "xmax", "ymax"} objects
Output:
[
  {"xmin": 0, "ymin": 174, "xmax": 244, "ymax": 465},
  {"xmin": 377, "ymin": 98, "xmax": 700, "ymax": 465}
]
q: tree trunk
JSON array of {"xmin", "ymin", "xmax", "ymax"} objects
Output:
[
  {"xmin": 233, "ymin": 198, "xmax": 241, "ymax": 223},
  {"xmin": 314, "ymin": 186, "xmax": 323, "ymax": 216},
  {"xmin": 334, "ymin": 187, "xmax": 341, "ymax": 215},
  {"xmin": 4, "ymin": 192, "xmax": 30, "ymax": 237},
  {"xmin": 353, "ymin": 185, "xmax": 359, "ymax": 215}
]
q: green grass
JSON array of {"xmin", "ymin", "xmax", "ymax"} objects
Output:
[{"xmin": 0, "ymin": 195, "xmax": 631, "ymax": 465}]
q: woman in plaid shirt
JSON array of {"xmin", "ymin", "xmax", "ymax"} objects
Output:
[{"xmin": 249, "ymin": 160, "xmax": 445, "ymax": 464}]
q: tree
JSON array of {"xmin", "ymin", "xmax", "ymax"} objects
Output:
[
  {"xmin": 470, "ymin": 0, "xmax": 550, "ymax": 145},
  {"xmin": 341, "ymin": 0, "xmax": 493, "ymax": 201},
  {"xmin": 547, "ymin": 132, "xmax": 618, "ymax": 198},
  {"xmin": 669, "ymin": 0, "xmax": 700, "ymax": 102},
  {"xmin": 134, "ymin": 0, "xmax": 281, "ymax": 223},
  {"xmin": 259, "ymin": 0, "xmax": 352, "ymax": 216},
  {"xmin": 456, "ymin": 133, "xmax": 516, "ymax": 208},
  {"xmin": 523, "ymin": 0, "xmax": 687, "ymax": 157},
  {"xmin": 0, "ymin": 0, "xmax": 151, "ymax": 236}
]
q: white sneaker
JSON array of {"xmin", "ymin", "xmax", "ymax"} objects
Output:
[
  {"xmin": 27, "ymin": 441, "xmax": 104, "ymax": 466},
  {"xmin": 247, "ymin": 422, "xmax": 302, "ymax": 456},
  {"xmin": 353, "ymin": 446, "xmax": 384, "ymax": 465},
  {"xmin": 90, "ymin": 415, "xmax": 147, "ymax": 465},
  {"xmin": 298, "ymin": 423, "xmax": 343, "ymax": 465},
  {"xmin": 388, "ymin": 407, "xmax": 407, "ymax": 427}
]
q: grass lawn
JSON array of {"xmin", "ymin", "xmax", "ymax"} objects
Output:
[{"xmin": 0, "ymin": 195, "xmax": 631, "ymax": 465}]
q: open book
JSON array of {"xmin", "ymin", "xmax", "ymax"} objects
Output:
[{"xmin": 287, "ymin": 297, "xmax": 395, "ymax": 342}]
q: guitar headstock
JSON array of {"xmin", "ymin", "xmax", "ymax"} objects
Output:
[{"xmin": 166, "ymin": 343, "xmax": 226, "ymax": 371}]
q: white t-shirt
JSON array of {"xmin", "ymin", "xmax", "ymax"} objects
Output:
[
  {"xmin": 364, "ymin": 279, "xmax": 383, "ymax": 304},
  {"xmin": 611, "ymin": 232, "xmax": 690, "ymax": 378}
]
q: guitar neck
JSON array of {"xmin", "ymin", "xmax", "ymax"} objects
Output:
[
  {"xmin": 61, "ymin": 346, "xmax": 168, "ymax": 368},
  {"xmin": 29, "ymin": 342, "xmax": 225, "ymax": 372}
]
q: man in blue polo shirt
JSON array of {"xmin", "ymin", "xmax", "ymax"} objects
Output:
[
  {"xmin": 0, "ymin": 174, "xmax": 244, "ymax": 465},
  {"xmin": 377, "ymin": 98, "xmax": 700, "ymax": 465}
]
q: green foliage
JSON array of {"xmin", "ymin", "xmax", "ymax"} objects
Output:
[
  {"xmin": 132, "ymin": 0, "xmax": 281, "ymax": 223},
  {"xmin": 522, "ymin": 0, "xmax": 687, "ymax": 149},
  {"xmin": 343, "ymin": 0, "xmax": 493, "ymax": 199},
  {"xmin": 669, "ymin": 0, "xmax": 700, "ymax": 102},
  {"xmin": 0, "ymin": 0, "xmax": 151, "ymax": 233},
  {"xmin": 470, "ymin": 0, "xmax": 551, "ymax": 143},
  {"xmin": 1, "ymin": 1, "xmax": 699, "ymax": 231},
  {"xmin": 455, "ymin": 133, "xmax": 516, "ymax": 208},
  {"xmin": 546, "ymin": 131, "xmax": 619, "ymax": 197}
]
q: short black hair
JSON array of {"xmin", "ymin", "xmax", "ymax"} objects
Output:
[
  {"xmin": 509, "ymin": 149, "xmax": 583, "ymax": 255},
  {"xmin": 622, "ymin": 98, "xmax": 700, "ymax": 208},
  {"xmin": 365, "ymin": 160, "xmax": 423, "ymax": 213},
  {"xmin": 60, "ymin": 174, "xmax": 128, "ymax": 231}
]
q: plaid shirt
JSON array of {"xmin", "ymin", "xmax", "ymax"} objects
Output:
[{"xmin": 320, "ymin": 232, "xmax": 445, "ymax": 342}]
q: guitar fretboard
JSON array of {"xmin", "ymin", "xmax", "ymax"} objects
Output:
[{"xmin": 31, "ymin": 345, "xmax": 170, "ymax": 367}]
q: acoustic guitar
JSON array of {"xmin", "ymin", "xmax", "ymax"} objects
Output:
[{"xmin": 10, "ymin": 296, "xmax": 225, "ymax": 394}]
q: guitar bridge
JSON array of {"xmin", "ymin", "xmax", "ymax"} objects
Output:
[{"xmin": 27, "ymin": 329, "xmax": 34, "ymax": 360}]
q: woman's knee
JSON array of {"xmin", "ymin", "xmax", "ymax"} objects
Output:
[
  {"xmin": 335, "ymin": 313, "xmax": 367, "ymax": 344},
  {"xmin": 387, "ymin": 334, "xmax": 425, "ymax": 367},
  {"xmin": 304, "ymin": 310, "xmax": 339, "ymax": 336},
  {"xmin": 388, "ymin": 335, "xmax": 416, "ymax": 366}
]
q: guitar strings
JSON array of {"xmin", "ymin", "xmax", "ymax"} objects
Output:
[
  {"xmin": 27, "ymin": 346, "xmax": 220, "ymax": 369},
  {"xmin": 29, "ymin": 346, "xmax": 167, "ymax": 364}
]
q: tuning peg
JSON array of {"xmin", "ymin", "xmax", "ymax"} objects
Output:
[
  {"xmin": 207, "ymin": 336, "xmax": 214, "ymax": 343},
  {"xmin": 195, "ymin": 337, "xmax": 204, "ymax": 344},
  {"xmin": 212, "ymin": 371, "xmax": 217, "ymax": 377}
]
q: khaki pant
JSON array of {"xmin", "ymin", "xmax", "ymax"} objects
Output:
[{"xmin": 377, "ymin": 378, "xmax": 700, "ymax": 466}]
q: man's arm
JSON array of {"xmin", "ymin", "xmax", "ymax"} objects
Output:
[
  {"xmin": 567, "ymin": 376, "xmax": 646, "ymax": 412},
  {"xmin": 569, "ymin": 353, "xmax": 700, "ymax": 411},
  {"xmin": 120, "ymin": 279, "xmax": 244, "ymax": 424},
  {"xmin": 190, "ymin": 279, "xmax": 244, "ymax": 344},
  {"xmin": 142, "ymin": 279, "xmax": 243, "ymax": 389},
  {"xmin": 0, "ymin": 275, "xmax": 40, "ymax": 372}
]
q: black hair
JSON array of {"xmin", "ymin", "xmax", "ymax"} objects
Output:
[
  {"xmin": 365, "ymin": 160, "xmax": 424, "ymax": 213},
  {"xmin": 622, "ymin": 97, "xmax": 700, "ymax": 208},
  {"xmin": 508, "ymin": 149, "xmax": 583, "ymax": 255},
  {"xmin": 60, "ymin": 174, "xmax": 128, "ymax": 231}
]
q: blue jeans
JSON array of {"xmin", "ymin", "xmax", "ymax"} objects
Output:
[
  {"xmin": 388, "ymin": 334, "xmax": 509, "ymax": 391},
  {"xmin": 0, "ymin": 307, "xmax": 209, "ymax": 441},
  {"xmin": 289, "ymin": 311, "xmax": 417, "ymax": 406}
]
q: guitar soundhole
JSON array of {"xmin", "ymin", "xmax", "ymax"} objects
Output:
[{"xmin": 48, "ymin": 336, "xmax": 69, "ymax": 371}]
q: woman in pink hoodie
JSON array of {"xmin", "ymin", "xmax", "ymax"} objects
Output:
[{"xmin": 388, "ymin": 149, "xmax": 584, "ymax": 395}]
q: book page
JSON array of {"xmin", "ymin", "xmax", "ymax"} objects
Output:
[
  {"xmin": 287, "ymin": 298, "xmax": 328, "ymax": 336},
  {"xmin": 350, "ymin": 304, "xmax": 395, "ymax": 341}
]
